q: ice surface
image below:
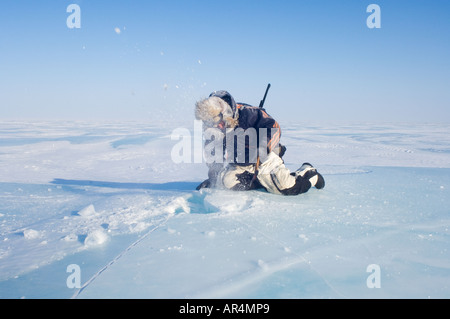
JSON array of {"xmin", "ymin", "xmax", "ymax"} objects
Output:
[{"xmin": 0, "ymin": 121, "xmax": 449, "ymax": 298}]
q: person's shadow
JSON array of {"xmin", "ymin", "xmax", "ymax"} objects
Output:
[{"xmin": 50, "ymin": 178, "xmax": 199, "ymax": 191}]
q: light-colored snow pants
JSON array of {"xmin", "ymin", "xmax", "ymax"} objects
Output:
[{"xmin": 220, "ymin": 152, "xmax": 296, "ymax": 195}]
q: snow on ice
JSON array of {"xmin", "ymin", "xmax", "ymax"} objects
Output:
[{"xmin": 0, "ymin": 120, "xmax": 449, "ymax": 298}]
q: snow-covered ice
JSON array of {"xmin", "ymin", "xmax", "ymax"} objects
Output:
[{"xmin": 0, "ymin": 120, "xmax": 449, "ymax": 298}]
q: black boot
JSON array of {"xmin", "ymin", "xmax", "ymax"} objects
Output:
[{"xmin": 294, "ymin": 163, "xmax": 325, "ymax": 189}]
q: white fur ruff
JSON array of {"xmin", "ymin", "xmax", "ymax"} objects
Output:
[{"xmin": 195, "ymin": 96, "xmax": 238, "ymax": 128}]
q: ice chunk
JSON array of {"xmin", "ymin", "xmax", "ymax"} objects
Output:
[
  {"xmin": 77, "ymin": 204, "xmax": 96, "ymax": 217},
  {"xmin": 62, "ymin": 234, "xmax": 78, "ymax": 242},
  {"xmin": 204, "ymin": 230, "xmax": 215, "ymax": 238},
  {"xmin": 84, "ymin": 229, "xmax": 109, "ymax": 247},
  {"xmin": 23, "ymin": 229, "xmax": 41, "ymax": 240},
  {"xmin": 164, "ymin": 197, "xmax": 190, "ymax": 214}
]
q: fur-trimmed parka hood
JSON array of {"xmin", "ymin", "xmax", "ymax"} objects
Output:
[{"xmin": 195, "ymin": 90, "xmax": 239, "ymax": 128}]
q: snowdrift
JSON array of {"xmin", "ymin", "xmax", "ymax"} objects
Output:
[{"xmin": 0, "ymin": 121, "xmax": 449, "ymax": 298}]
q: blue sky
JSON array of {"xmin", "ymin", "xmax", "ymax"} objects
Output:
[{"xmin": 1, "ymin": 0, "xmax": 449, "ymax": 122}]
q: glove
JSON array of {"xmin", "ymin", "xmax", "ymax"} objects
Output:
[
  {"xmin": 275, "ymin": 143, "xmax": 286, "ymax": 158},
  {"xmin": 231, "ymin": 171, "xmax": 263, "ymax": 191},
  {"xmin": 196, "ymin": 179, "xmax": 211, "ymax": 190}
]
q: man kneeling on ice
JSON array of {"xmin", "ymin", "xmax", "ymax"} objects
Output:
[{"xmin": 195, "ymin": 89, "xmax": 325, "ymax": 195}]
